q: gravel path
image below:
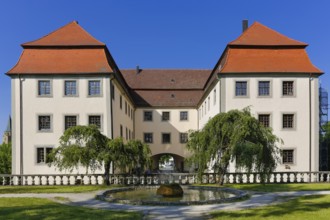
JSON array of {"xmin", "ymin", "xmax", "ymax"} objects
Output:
[{"xmin": 1, "ymin": 190, "xmax": 330, "ymax": 219}]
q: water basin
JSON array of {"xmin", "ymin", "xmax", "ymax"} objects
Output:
[{"xmin": 103, "ymin": 185, "xmax": 247, "ymax": 206}]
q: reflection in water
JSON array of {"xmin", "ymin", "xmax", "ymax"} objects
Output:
[{"xmin": 106, "ymin": 186, "xmax": 235, "ymax": 203}]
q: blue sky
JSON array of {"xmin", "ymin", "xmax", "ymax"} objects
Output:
[{"xmin": 1, "ymin": 0, "xmax": 329, "ymax": 136}]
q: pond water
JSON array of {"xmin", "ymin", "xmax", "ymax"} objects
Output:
[{"xmin": 104, "ymin": 186, "xmax": 236, "ymax": 205}]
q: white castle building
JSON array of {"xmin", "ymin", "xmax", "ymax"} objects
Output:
[{"xmin": 6, "ymin": 21, "xmax": 323, "ymax": 175}]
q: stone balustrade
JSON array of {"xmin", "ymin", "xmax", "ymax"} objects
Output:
[{"xmin": 1, "ymin": 172, "xmax": 330, "ymax": 186}]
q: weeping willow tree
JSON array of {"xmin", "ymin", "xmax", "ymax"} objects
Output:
[
  {"xmin": 186, "ymin": 109, "xmax": 282, "ymax": 185},
  {"xmin": 48, "ymin": 125, "xmax": 108, "ymax": 174}
]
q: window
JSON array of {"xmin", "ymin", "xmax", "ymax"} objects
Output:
[
  {"xmin": 38, "ymin": 80, "xmax": 51, "ymax": 96},
  {"xmin": 89, "ymin": 115, "xmax": 101, "ymax": 129},
  {"xmin": 38, "ymin": 115, "xmax": 51, "ymax": 131},
  {"xmin": 283, "ymin": 150, "xmax": 294, "ymax": 164},
  {"xmin": 120, "ymin": 125, "xmax": 123, "ymax": 137},
  {"xmin": 37, "ymin": 147, "xmax": 53, "ymax": 164},
  {"xmin": 213, "ymin": 89, "xmax": 216, "ymax": 105},
  {"xmin": 144, "ymin": 111, "xmax": 152, "ymax": 121},
  {"xmin": 65, "ymin": 116, "xmax": 77, "ymax": 130},
  {"xmin": 283, "ymin": 81, "xmax": 294, "ymax": 96},
  {"xmin": 180, "ymin": 111, "xmax": 188, "ymax": 121},
  {"xmin": 162, "ymin": 133, "xmax": 171, "ymax": 144},
  {"xmin": 258, "ymin": 114, "xmax": 270, "ymax": 127},
  {"xmin": 208, "ymin": 97, "xmax": 210, "ymax": 111},
  {"xmin": 258, "ymin": 81, "xmax": 270, "ymax": 96},
  {"xmin": 129, "ymin": 130, "xmax": 131, "ymax": 140},
  {"xmin": 88, "ymin": 80, "xmax": 101, "ymax": 96},
  {"xmin": 125, "ymin": 101, "xmax": 127, "ymax": 115},
  {"xmin": 64, "ymin": 80, "xmax": 77, "ymax": 96},
  {"xmin": 144, "ymin": 133, "xmax": 153, "ymax": 143},
  {"xmin": 283, "ymin": 114, "xmax": 294, "ymax": 129},
  {"xmin": 162, "ymin": 112, "xmax": 170, "ymax": 121},
  {"xmin": 180, "ymin": 133, "xmax": 188, "ymax": 143},
  {"xmin": 128, "ymin": 105, "xmax": 131, "ymax": 117},
  {"xmin": 126, "ymin": 127, "xmax": 128, "ymax": 140},
  {"xmin": 235, "ymin": 81, "xmax": 247, "ymax": 96},
  {"xmin": 120, "ymin": 95, "xmax": 122, "ymax": 109},
  {"xmin": 131, "ymin": 109, "xmax": 133, "ymax": 120}
]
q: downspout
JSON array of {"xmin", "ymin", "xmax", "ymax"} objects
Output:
[
  {"xmin": 309, "ymin": 73, "xmax": 312, "ymax": 182},
  {"xmin": 217, "ymin": 74, "xmax": 221, "ymax": 113},
  {"xmin": 110, "ymin": 76, "xmax": 114, "ymax": 174},
  {"xmin": 19, "ymin": 75, "xmax": 23, "ymax": 175}
]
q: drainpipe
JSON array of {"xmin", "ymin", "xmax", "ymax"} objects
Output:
[
  {"xmin": 19, "ymin": 75, "xmax": 23, "ymax": 175},
  {"xmin": 110, "ymin": 77, "xmax": 114, "ymax": 174},
  {"xmin": 217, "ymin": 74, "xmax": 221, "ymax": 113},
  {"xmin": 309, "ymin": 74, "xmax": 312, "ymax": 182}
]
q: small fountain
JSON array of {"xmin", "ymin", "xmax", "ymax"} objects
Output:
[{"xmin": 156, "ymin": 183, "xmax": 183, "ymax": 197}]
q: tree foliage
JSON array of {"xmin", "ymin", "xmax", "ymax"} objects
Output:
[
  {"xmin": 48, "ymin": 125, "xmax": 108, "ymax": 174},
  {"xmin": 0, "ymin": 143, "xmax": 11, "ymax": 174},
  {"xmin": 186, "ymin": 109, "xmax": 281, "ymax": 184},
  {"xmin": 320, "ymin": 121, "xmax": 330, "ymax": 170},
  {"xmin": 48, "ymin": 125, "xmax": 152, "ymax": 185}
]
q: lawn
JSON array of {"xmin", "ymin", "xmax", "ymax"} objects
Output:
[
  {"xmin": 224, "ymin": 183, "xmax": 330, "ymax": 192},
  {"xmin": 210, "ymin": 194, "xmax": 330, "ymax": 220},
  {"xmin": 195, "ymin": 183, "xmax": 330, "ymax": 192},
  {"xmin": 0, "ymin": 197, "xmax": 142, "ymax": 220}
]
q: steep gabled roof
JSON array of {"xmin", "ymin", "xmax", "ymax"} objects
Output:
[
  {"xmin": 7, "ymin": 21, "xmax": 113, "ymax": 75},
  {"xmin": 229, "ymin": 22, "xmax": 307, "ymax": 47},
  {"xmin": 22, "ymin": 21, "xmax": 105, "ymax": 47},
  {"xmin": 217, "ymin": 21, "xmax": 323, "ymax": 74},
  {"xmin": 220, "ymin": 48, "xmax": 322, "ymax": 74}
]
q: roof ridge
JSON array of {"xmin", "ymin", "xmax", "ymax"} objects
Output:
[
  {"xmin": 22, "ymin": 21, "xmax": 105, "ymax": 47},
  {"xmin": 22, "ymin": 21, "xmax": 77, "ymax": 46},
  {"xmin": 228, "ymin": 21, "xmax": 307, "ymax": 46},
  {"xmin": 121, "ymin": 68, "xmax": 212, "ymax": 70}
]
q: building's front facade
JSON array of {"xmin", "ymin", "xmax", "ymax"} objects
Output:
[{"xmin": 6, "ymin": 21, "xmax": 323, "ymax": 175}]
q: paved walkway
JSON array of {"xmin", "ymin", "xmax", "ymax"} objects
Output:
[{"xmin": 1, "ymin": 190, "xmax": 330, "ymax": 219}]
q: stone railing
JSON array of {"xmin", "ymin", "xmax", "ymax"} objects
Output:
[{"xmin": 1, "ymin": 172, "xmax": 330, "ymax": 186}]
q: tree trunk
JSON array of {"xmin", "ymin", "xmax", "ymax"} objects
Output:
[
  {"xmin": 218, "ymin": 163, "xmax": 229, "ymax": 185},
  {"xmin": 104, "ymin": 161, "xmax": 111, "ymax": 185}
]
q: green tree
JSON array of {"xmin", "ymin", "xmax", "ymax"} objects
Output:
[
  {"xmin": 186, "ymin": 109, "xmax": 281, "ymax": 185},
  {"xmin": 48, "ymin": 125, "xmax": 108, "ymax": 174},
  {"xmin": 320, "ymin": 121, "xmax": 330, "ymax": 170},
  {"xmin": 0, "ymin": 143, "xmax": 11, "ymax": 174},
  {"xmin": 126, "ymin": 139, "xmax": 152, "ymax": 175}
]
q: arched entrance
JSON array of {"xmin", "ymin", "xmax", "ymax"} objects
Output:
[{"xmin": 152, "ymin": 153, "xmax": 185, "ymax": 173}]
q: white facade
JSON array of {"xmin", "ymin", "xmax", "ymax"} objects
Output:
[{"xmin": 198, "ymin": 74, "xmax": 320, "ymax": 172}]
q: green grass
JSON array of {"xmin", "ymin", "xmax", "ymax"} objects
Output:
[
  {"xmin": 196, "ymin": 183, "xmax": 330, "ymax": 192},
  {"xmin": 0, "ymin": 197, "xmax": 142, "ymax": 220},
  {"xmin": 0, "ymin": 185, "xmax": 117, "ymax": 194},
  {"xmin": 224, "ymin": 183, "xmax": 330, "ymax": 192},
  {"xmin": 210, "ymin": 194, "xmax": 330, "ymax": 220}
]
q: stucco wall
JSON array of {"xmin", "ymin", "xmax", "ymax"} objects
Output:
[
  {"xmin": 135, "ymin": 108, "xmax": 197, "ymax": 158},
  {"xmin": 11, "ymin": 75, "xmax": 111, "ymax": 174}
]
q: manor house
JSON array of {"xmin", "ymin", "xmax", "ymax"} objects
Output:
[{"xmin": 6, "ymin": 21, "xmax": 323, "ymax": 174}]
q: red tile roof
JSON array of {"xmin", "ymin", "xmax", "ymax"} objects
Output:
[
  {"xmin": 220, "ymin": 48, "xmax": 322, "ymax": 74},
  {"xmin": 131, "ymin": 90, "xmax": 204, "ymax": 107},
  {"xmin": 22, "ymin": 21, "xmax": 105, "ymax": 47},
  {"xmin": 7, "ymin": 21, "xmax": 113, "ymax": 75},
  {"xmin": 216, "ymin": 22, "xmax": 323, "ymax": 75},
  {"xmin": 121, "ymin": 69, "xmax": 211, "ymax": 89},
  {"xmin": 229, "ymin": 22, "xmax": 307, "ymax": 46},
  {"xmin": 7, "ymin": 48, "xmax": 113, "ymax": 74}
]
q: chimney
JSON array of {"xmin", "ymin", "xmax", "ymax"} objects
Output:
[
  {"xmin": 136, "ymin": 65, "xmax": 140, "ymax": 74},
  {"xmin": 242, "ymin": 20, "xmax": 248, "ymax": 32}
]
